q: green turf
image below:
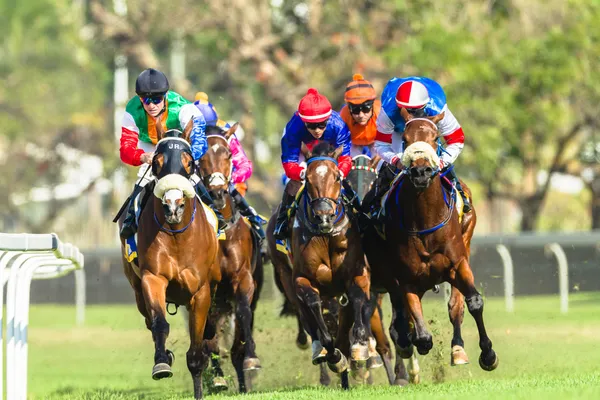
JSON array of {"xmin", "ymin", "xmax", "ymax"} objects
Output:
[{"xmin": 23, "ymin": 291, "xmax": 600, "ymax": 399}]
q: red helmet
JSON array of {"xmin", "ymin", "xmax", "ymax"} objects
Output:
[
  {"xmin": 395, "ymin": 80, "xmax": 430, "ymax": 109},
  {"xmin": 298, "ymin": 88, "xmax": 332, "ymax": 123}
]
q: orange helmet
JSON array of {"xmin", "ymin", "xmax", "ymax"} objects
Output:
[{"xmin": 344, "ymin": 74, "xmax": 377, "ymax": 104}]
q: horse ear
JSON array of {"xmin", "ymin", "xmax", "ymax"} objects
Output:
[
  {"xmin": 155, "ymin": 117, "xmax": 166, "ymax": 141},
  {"xmin": 225, "ymin": 123, "xmax": 239, "ymax": 140},
  {"xmin": 182, "ymin": 118, "xmax": 193, "ymax": 143},
  {"xmin": 332, "ymin": 145, "xmax": 344, "ymax": 160},
  {"xmin": 301, "ymin": 142, "xmax": 312, "ymax": 159},
  {"xmin": 428, "ymin": 111, "xmax": 445, "ymax": 125},
  {"xmin": 400, "ymin": 107, "xmax": 413, "ymax": 122}
]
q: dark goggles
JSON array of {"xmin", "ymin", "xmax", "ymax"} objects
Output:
[
  {"xmin": 405, "ymin": 105, "xmax": 427, "ymax": 117},
  {"xmin": 305, "ymin": 120, "xmax": 328, "ymax": 130},
  {"xmin": 348, "ymin": 102, "xmax": 374, "ymax": 115},
  {"xmin": 141, "ymin": 95, "xmax": 165, "ymax": 105}
]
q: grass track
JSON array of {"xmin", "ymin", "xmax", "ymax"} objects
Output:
[{"xmin": 24, "ymin": 291, "xmax": 600, "ymax": 399}]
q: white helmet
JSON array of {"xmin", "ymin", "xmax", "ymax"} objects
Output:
[{"xmin": 395, "ymin": 80, "xmax": 430, "ymax": 109}]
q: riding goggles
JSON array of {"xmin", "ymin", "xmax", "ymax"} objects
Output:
[
  {"xmin": 305, "ymin": 120, "xmax": 328, "ymax": 130},
  {"xmin": 348, "ymin": 102, "xmax": 374, "ymax": 115},
  {"xmin": 141, "ymin": 95, "xmax": 165, "ymax": 105}
]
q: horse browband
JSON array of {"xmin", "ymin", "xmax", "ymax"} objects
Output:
[{"xmin": 306, "ymin": 156, "xmax": 338, "ymax": 166}]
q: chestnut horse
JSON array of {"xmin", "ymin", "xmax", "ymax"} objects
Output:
[
  {"xmin": 364, "ymin": 108, "xmax": 498, "ymax": 373},
  {"xmin": 196, "ymin": 124, "xmax": 263, "ymax": 393},
  {"xmin": 268, "ymin": 141, "xmax": 373, "ymax": 389},
  {"xmin": 119, "ymin": 124, "xmax": 221, "ymax": 400}
]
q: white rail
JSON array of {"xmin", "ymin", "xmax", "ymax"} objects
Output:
[{"xmin": 0, "ymin": 233, "xmax": 86, "ymax": 400}]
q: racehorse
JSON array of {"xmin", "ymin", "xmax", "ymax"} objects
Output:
[
  {"xmin": 196, "ymin": 124, "xmax": 264, "ymax": 393},
  {"xmin": 118, "ymin": 121, "xmax": 221, "ymax": 399},
  {"xmin": 267, "ymin": 141, "xmax": 374, "ymax": 389},
  {"xmin": 364, "ymin": 108, "xmax": 498, "ymax": 373}
]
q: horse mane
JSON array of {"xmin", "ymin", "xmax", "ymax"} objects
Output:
[
  {"xmin": 310, "ymin": 141, "xmax": 336, "ymax": 158},
  {"xmin": 205, "ymin": 125, "xmax": 226, "ymax": 136}
]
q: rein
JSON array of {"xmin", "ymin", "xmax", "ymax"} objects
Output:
[
  {"xmin": 154, "ymin": 197, "xmax": 198, "ymax": 234},
  {"xmin": 299, "ymin": 155, "xmax": 347, "ymax": 236},
  {"xmin": 392, "ymin": 168, "xmax": 457, "ymax": 236}
]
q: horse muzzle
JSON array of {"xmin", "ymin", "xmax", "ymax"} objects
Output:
[
  {"xmin": 312, "ymin": 199, "xmax": 337, "ymax": 234},
  {"xmin": 409, "ymin": 165, "xmax": 436, "ymax": 190},
  {"xmin": 162, "ymin": 189, "xmax": 185, "ymax": 224}
]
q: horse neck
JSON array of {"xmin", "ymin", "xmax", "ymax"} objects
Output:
[{"xmin": 401, "ymin": 175, "xmax": 448, "ymax": 229}]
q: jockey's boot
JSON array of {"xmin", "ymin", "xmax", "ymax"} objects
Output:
[
  {"xmin": 119, "ymin": 183, "xmax": 144, "ymax": 240},
  {"xmin": 361, "ymin": 161, "xmax": 398, "ymax": 222},
  {"xmin": 230, "ymin": 186, "xmax": 266, "ymax": 241},
  {"xmin": 273, "ymin": 191, "xmax": 297, "ymax": 240},
  {"xmin": 446, "ymin": 168, "xmax": 472, "ymax": 213},
  {"xmin": 194, "ymin": 181, "xmax": 227, "ymax": 236},
  {"xmin": 341, "ymin": 179, "xmax": 369, "ymax": 232}
]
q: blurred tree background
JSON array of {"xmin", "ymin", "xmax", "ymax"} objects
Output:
[{"xmin": 0, "ymin": 0, "xmax": 598, "ymax": 246}]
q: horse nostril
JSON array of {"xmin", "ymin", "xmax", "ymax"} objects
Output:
[
  {"xmin": 410, "ymin": 167, "xmax": 419, "ymax": 177},
  {"xmin": 424, "ymin": 167, "xmax": 433, "ymax": 175}
]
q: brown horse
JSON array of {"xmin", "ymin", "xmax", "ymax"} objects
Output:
[
  {"xmin": 195, "ymin": 124, "xmax": 263, "ymax": 393},
  {"xmin": 270, "ymin": 141, "xmax": 374, "ymax": 389},
  {"xmin": 119, "ymin": 123, "xmax": 221, "ymax": 399},
  {"xmin": 364, "ymin": 108, "xmax": 498, "ymax": 373}
]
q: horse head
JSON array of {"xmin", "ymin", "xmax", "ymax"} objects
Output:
[
  {"xmin": 400, "ymin": 107, "xmax": 445, "ymax": 190},
  {"xmin": 151, "ymin": 121, "xmax": 195, "ymax": 225},
  {"xmin": 347, "ymin": 154, "xmax": 380, "ymax": 201},
  {"xmin": 301, "ymin": 141, "xmax": 344, "ymax": 234},
  {"xmin": 198, "ymin": 123, "xmax": 238, "ymax": 209}
]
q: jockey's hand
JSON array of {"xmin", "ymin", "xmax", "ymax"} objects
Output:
[
  {"xmin": 140, "ymin": 152, "xmax": 154, "ymax": 165},
  {"xmin": 394, "ymin": 159, "xmax": 404, "ymax": 170}
]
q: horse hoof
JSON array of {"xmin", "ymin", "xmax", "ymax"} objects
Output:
[
  {"xmin": 312, "ymin": 340, "xmax": 327, "ymax": 365},
  {"xmin": 351, "ymin": 343, "xmax": 369, "ymax": 362},
  {"xmin": 450, "ymin": 345, "xmax": 470, "ymax": 366},
  {"xmin": 152, "ymin": 363, "xmax": 173, "ymax": 380},
  {"xmin": 366, "ymin": 354, "xmax": 384, "ymax": 369},
  {"xmin": 327, "ymin": 349, "xmax": 349, "ymax": 374},
  {"xmin": 296, "ymin": 336, "xmax": 310, "ymax": 350},
  {"xmin": 166, "ymin": 349, "xmax": 175, "ymax": 366},
  {"xmin": 394, "ymin": 378, "xmax": 409, "ymax": 386},
  {"xmin": 396, "ymin": 344, "xmax": 414, "ymax": 359},
  {"xmin": 409, "ymin": 373, "xmax": 420, "ymax": 384},
  {"xmin": 415, "ymin": 336, "xmax": 433, "ymax": 355},
  {"xmin": 243, "ymin": 357, "xmax": 262, "ymax": 371},
  {"xmin": 212, "ymin": 376, "xmax": 228, "ymax": 390},
  {"xmin": 479, "ymin": 351, "xmax": 499, "ymax": 371}
]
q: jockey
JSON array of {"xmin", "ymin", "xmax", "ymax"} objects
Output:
[
  {"xmin": 273, "ymin": 88, "xmax": 354, "ymax": 241},
  {"xmin": 339, "ymin": 74, "xmax": 381, "ymax": 158},
  {"xmin": 364, "ymin": 76, "xmax": 471, "ymax": 215},
  {"xmin": 193, "ymin": 91, "xmax": 266, "ymax": 241},
  {"xmin": 118, "ymin": 68, "xmax": 225, "ymax": 239}
]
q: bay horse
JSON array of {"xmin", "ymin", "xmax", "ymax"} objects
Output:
[
  {"xmin": 195, "ymin": 124, "xmax": 263, "ymax": 393},
  {"xmin": 118, "ymin": 123, "xmax": 221, "ymax": 399},
  {"xmin": 364, "ymin": 108, "xmax": 498, "ymax": 373},
  {"xmin": 268, "ymin": 141, "xmax": 373, "ymax": 389}
]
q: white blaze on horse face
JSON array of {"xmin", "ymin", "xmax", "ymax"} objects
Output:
[
  {"xmin": 208, "ymin": 172, "xmax": 227, "ymax": 188},
  {"xmin": 163, "ymin": 189, "xmax": 184, "ymax": 205},
  {"xmin": 315, "ymin": 165, "xmax": 329, "ymax": 178},
  {"xmin": 211, "ymin": 143, "xmax": 220, "ymax": 153}
]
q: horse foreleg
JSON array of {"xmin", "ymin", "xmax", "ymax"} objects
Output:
[
  {"xmin": 204, "ymin": 311, "xmax": 228, "ymax": 392},
  {"xmin": 403, "ymin": 288, "xmax": 432, "ymax": 356},
  {"xmin": 187, "ymin": 283, "xmax": 212, "ymax": 400},
  {"xmin": 295, "ymin": 277, "xmax": 349, "ymax": 379},
  {"xmin": 451, "ymin": 259, "xmax": 499, "ymax": 372},
  {"xmin": 348, "ymin": 269, "xmax": 372, "ymax": 364},
  {"xmin": 448, "ymin": 286, "xmax": 469, "ymax": 366},
  {"xmin": 368, "ymin": 295, "xmax": 387, "ymax": 372},
  {"xmin": 141, "ymin": 273, "xmax": 173, "ymax": 380}
]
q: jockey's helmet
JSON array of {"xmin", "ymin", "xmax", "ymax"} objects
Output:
[
  {"xmin": 194, "ymin": 92, "xmax": 220, "ymax": 126},
  {"xmin": 395, "ymin": 80, "xmax": 430, "ymax": 109},
  {"xmin": 135, "ymin": 68, "xmax": 169, "ymax": 97},
  {"xmin": 344, "ymin": 74, "xmax": 376, "ymax": 105},
  {"xmin": 298, "ymin": 88, "xmax": 332, "ymax": 123}
]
